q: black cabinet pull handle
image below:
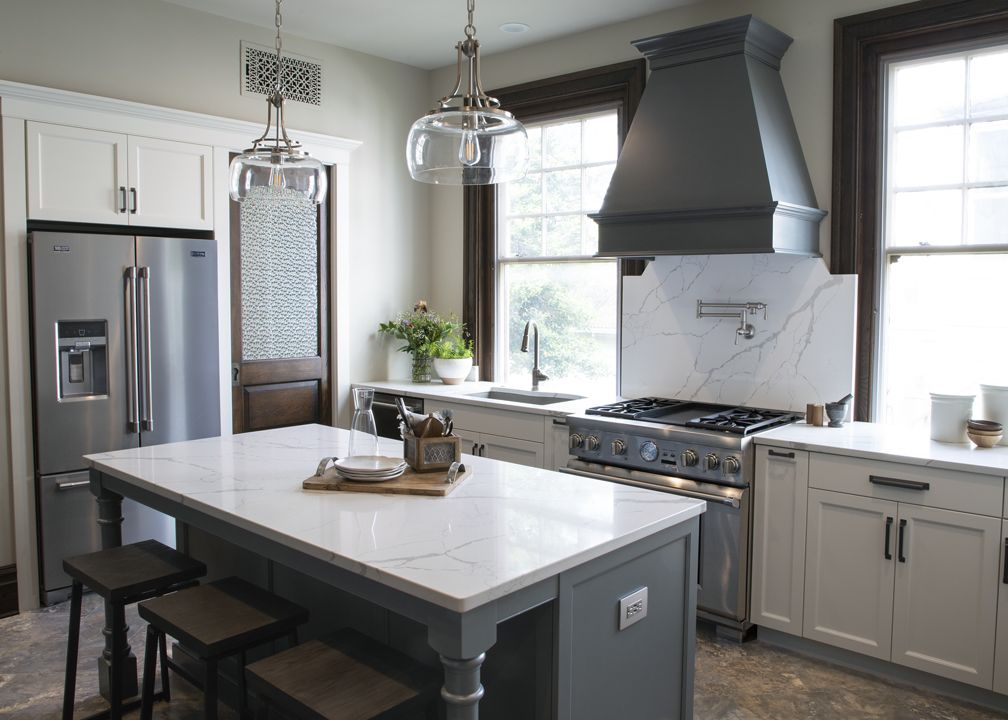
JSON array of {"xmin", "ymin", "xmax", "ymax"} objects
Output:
[
  {"xmin": 870, "ymin": 475, "xmax": 929, "ymax": 491},
  {"xmin": 479, "ymin": 443, "xmax": 486, "ymax": 456},
  {"xmin": 898, "ymin": 519, "xmax": 907, "ymax": 563},
  {"xmin": 119, "ymin": 186, "xmax": 127, "ymax": 213},
  {"xmin": 471, "ymin": 443, "xmax": 478, "ymax": 455},
  {"xmin": 1003, "ymin": 538, "xmax": 1008, "ymax": 584},
  {"xmin": 129, "ymin": 187, "xmax": 138, "ymax": 214},
  {"xmin": 884, "ymin": 516, "xmax": 893, "ymax": 560},
  {"xmin": 768, "ymin": 449, "xmax": 795, "ymax": 459}
]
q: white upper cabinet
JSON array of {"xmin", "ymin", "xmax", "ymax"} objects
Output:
[
  {"xmin": 27, "ymin": 122, "xmax": 212, "ymax": 230},
  {"xmin": 27, "ymin": 122, "xmax": 128, "ymax": 225}
]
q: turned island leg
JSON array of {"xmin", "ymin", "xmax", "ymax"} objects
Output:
[{"xmin": 439, "ymin": 654, "xmax": 486, "ymax": 720}]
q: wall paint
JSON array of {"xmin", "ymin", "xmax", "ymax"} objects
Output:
[
  {"xmin": 622, "ymin": 255, "xmax": 857, "ymax": 411},
  {"xmin": 426, "ymin": 0, "xmax": 903, "ymax": 320},
  {"xmin": 0, "ymin": 0, "xmax": 433, "ymax": 567}
]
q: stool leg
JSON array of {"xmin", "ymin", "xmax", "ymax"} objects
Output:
[
  {"xmin": 158, "ymin": 631, "xmax": 170, "ymax": 701},
  {"xmin": 109, "ymin": 602, "xmax": 126, "ymax": 720},
  {"xmin": 204, "ymin": 658, "xmax": 218, "ymax": 720},
  {"xmin": 62, "ymin": 581, "xmax": 83, "ymax": 720},
  {"xmin": 238, "ymin": 650, "xmax": 249, "ymax": 720},
  {"xmin": 140, "ymin": 626, "xmax": 158, "ymax": 720}
]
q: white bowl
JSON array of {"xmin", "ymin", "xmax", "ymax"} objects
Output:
[{"xmin": 433, "ymin": 357, "xmax": 473, "ymax": 385}]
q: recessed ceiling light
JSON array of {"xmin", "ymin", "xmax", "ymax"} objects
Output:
[{"xmin": 499, "ymin": 22, "xmax": 530, "ymax": 33}]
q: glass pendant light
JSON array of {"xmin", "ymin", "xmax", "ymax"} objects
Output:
[
  {"xmin": 229, "ymin": 0, "xmax": 327, "ymax": 204},
  {"xmin": 406, "ymin": 0, "xmax": 528, "ymax": 185}
]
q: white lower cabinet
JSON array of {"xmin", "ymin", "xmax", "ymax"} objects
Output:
[
  {"xmin": 437, "ymin": 401, "xmax": 545, "ymax": 469},
  {"xmin": 803, "ymin": 489, "xmax": 896, "ymax": 660},
  {"xmin": 751, "ymin": 446, "xmax": 809, "ymax": 634},
  {"xmin": 891, "ymin": 504, "xmax": 1000, "ymax": 688},
  {"xmin": 480, "ymin": 432, "xmax": 545, "ymax": 466},
  {"xmin": 995, "ymin": 521, "xmax": 1008, "ymax": 694}
]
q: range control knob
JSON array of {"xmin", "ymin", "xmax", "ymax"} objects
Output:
[
  {"xmin": 586, "ymin": 435, "xmax": 601, "ymax": 452},
  {"xmin": 611, "ymin": 439, "xmax": 627, "ymax": 455},
  {"xmin": 680, "ymin": 449, "xmax": 699, "ymax": 467},
  {"xmin": 640, "ymin": 440, "xmax": 659, "ymax": 462},
  {"xmin": 705, "ymin": 453, "xmax": 720, "ymax": 471},
  {"xmin": 569, "ymin": 433, "xmax": 584, "ymax": 450},
  {"xmin": 724, "ymin": 456, "xmax": 741, "ymax": 474}
]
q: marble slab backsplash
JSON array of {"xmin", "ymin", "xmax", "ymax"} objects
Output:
[{"xmin": 621, "ymin": 255, "xmax": 857, "ymax": 413}]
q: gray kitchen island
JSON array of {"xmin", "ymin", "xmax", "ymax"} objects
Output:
[{"xmin": 85, "ymin": 424, "xmax": 702, "ymax": 719}]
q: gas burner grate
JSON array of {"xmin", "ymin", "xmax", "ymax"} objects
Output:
[
  {"xmin": 686, "ymin": 408, "xmax": 800, "ymax": 435},
  {"xmin": 586, "ymin": 397, "xmax": 684, "ymax": 419}
]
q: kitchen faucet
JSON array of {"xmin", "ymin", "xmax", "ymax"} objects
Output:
[{"xmin": 520, "ymin": 320, "xmax": 549, "ymax": 391}]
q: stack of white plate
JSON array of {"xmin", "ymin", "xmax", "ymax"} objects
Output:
[{"xmin": 335, "ymin": 456, "xmax": 407, "ymax": 482}]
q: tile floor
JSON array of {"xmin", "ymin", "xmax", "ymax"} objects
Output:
[{"xmin": 0, "ymin": 596, "xmax": 1003, "ymax": 719}]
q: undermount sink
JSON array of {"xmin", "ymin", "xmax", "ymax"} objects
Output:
[{"xmin": 465, "ymin": 387, "xmax": 585, "ymax": 405}]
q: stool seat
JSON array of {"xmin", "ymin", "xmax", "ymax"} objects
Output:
[
  {"xmin": 246, "ymin": 629, "xmax": 440, "ymax": 720},
  {"xmin": 63, "ymin": 539, "xmax": 206, "ymax": 603},
  {"xmin": 138, "ymin": 577, "xmax": 308, "ymax": 657}
]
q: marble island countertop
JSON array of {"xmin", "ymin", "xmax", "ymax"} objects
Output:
[
  {"xmin": 757, "ymin": 421, "xmax": 1008, "ymax": 477},
  {"xmin": 85, "ymin": 424, "xmax": 703, "ymax": 612}
]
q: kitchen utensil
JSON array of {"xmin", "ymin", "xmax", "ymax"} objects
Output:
[
  {"xmin": 836, "ymin": 393, "xmax": 853, "ymax": 405},
  {"xmin": 968, "ymin": 428, "xmax": 1003, "ymax": 448},
  {"xmin": 394, "ymin": 397, "xmax": 413, "ymax": 430},
  {"xmin": 411, "ymin": 414, "xmax": 444, "ymax": 438},
  {"xmin": 824, "ymin": 402, "xmax": 847, "ymax": 427},
  {"xmin": 806, "ymin": 403, "xmax": 825, "ymax": 427},
  {"xmin": 930, "ymin": 392, "xmax": 974, "ymax": 443}
]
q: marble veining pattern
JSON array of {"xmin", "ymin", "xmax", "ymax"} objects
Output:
[
  {"xmin": 85, "ymin": 424, "xmax": 703, "ymax": 613},
  {"xmin": 621, "ymin": 255, "xmax": 857, "ymax": 412},
  {"xmin": 758, "ymin": 421, "xmax": 1008, "ymax": 476}
]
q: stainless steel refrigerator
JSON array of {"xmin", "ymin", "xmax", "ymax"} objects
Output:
[{"xmin": 29, "ymin": 231, "xmax": 220, "ymax": 604}]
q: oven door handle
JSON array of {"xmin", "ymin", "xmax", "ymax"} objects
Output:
[{"xmin": 558, "ymin": 466, "xmax": 740, "ymax": 508}]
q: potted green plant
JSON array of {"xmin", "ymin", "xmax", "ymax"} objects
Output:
[
  {"xmin": 431, "ymin": 333, "xmax": 474, "ymax": 385},
  {"xmin": 378, "ymin": 301, "xmax": 461, "ymax": 383}
]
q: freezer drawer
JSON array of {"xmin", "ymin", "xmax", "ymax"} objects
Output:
[{"xmin": 38, "ymin": 471, "xmax": 176, "ymax": 603}]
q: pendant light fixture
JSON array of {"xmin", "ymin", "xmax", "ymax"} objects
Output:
[
  {"xmin": 229, "ymin": 0, "xmax": 327, "ymax": 204},
  {"xmin": 406, "ymin": 0, "xmax": 528, "ymax": 185}
]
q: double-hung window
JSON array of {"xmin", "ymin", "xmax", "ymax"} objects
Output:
[{"xmin": 877, "ymin": 44, "xmax": 1008, "ymax": 425}]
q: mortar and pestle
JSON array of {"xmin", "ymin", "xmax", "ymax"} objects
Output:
[{"xmin": 825, "ymin": 394, "xmax": 852, "ymax": 428}]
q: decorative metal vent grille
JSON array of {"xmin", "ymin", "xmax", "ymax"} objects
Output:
[{"xmin": 242, "ymin": 41, "xmax": 322, "ymax": 107}]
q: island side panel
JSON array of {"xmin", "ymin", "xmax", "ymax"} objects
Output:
[{"xmin": 556, "ymin": 517, "xmax": 699, "ymax": 720}]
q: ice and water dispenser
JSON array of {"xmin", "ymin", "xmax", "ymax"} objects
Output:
[{"xmin": 56, "ymin": 320, "xmax": 108, "ymax": 399}]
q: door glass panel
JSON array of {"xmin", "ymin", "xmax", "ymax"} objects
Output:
[{"xmin": 239, "ymin": 191, "xmax": 319, "ymax": 361}]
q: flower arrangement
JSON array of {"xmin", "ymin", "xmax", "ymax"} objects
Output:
[{"xmin": 379, "ymin": 301, "xmax": 462, "ymax": 382}]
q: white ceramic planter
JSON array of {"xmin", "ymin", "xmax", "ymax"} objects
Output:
[
  {"xmin": 980, "ymin": 384, "xmax": 1008, "ymax": 446},
  {"xmin": 433, "ymin": 357, "xmax": 473, "ymax": 385},
  {"xmin": 929, "ymin": 392, "xmax": 975, "ymax": 443}
]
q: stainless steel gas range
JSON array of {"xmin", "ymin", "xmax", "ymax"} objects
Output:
[{"xmin": 561, "ymin": 398, "xmax": 801, "ymax": 640}]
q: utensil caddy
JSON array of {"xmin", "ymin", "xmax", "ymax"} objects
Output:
[{"xmin": 403, "ymin": 433, "xmax": 461, "ymax": 472}]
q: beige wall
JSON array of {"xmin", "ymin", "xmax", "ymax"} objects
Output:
[
  {"xmin": 426, "ymin": 0, "xmax": 905, "ymax": 319},
  {"xmin": 0, "ymin": 0, "xmax": 433, "ymax": 567}
]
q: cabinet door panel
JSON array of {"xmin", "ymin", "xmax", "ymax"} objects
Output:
[
  {"xmin": 892, "ymin": 505, "xmax": 999, "ymax": 688},
  {"xmin": 804, "ymin": 489, "xmax": 896, "ymax": 659},
  {"xmin": 480, "ymin": 432, "xmax": 544, "ymax": 468},
  {"xmin": 27, "ymin": 122, "xmax": 128, "ymax": 224},
  {"xmin": 994, "ymin": 521, "xmax": 1008, "ymax": 694},
  {"xmin": 128, "ymin": 136, "xmax": 212, "ymax": 229},
  {"xmin": 752, "ymin": 446, "xmax": 809, "ymax": 635},
  {"xmin": 454, "ymin": 427, "xmax": 481, "ymax": 458}
]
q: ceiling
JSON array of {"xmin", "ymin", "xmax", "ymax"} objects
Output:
[{"xmin": 161, "ymin": 0, "xmax": 702, "ymax": 69}]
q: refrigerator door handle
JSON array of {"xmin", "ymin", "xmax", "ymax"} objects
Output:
[
  {"xmin": 124, "ymin": 267, "xmax": 140, "ymax": 433},
  {"xmin": 139, "ymin": 266, "xmax": 154, "ymax": 432}
]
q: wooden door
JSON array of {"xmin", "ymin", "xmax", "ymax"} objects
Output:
[
  {"xmin": 803, "ymin": 489, "xmax": 897, "ymax": 660},
  {"xmin": 892, "ymin": 504, "xmax": 999, "ymax": 688},
  {"xmin": 26, "ymin": 122, "xmax": 128, "ymax": 224},
  {"xmin": 230, "ymin": 168, "xmax": 331, "ymax": 433},
  {"xmin": 128, "ymin": 136, "xmax": 212, "ymax": 229},
  {"xmin": 751, "ymin": 446, "xmax": 809, "ymax": 635}
]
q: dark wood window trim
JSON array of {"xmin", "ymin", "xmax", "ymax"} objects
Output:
[
  {"xmin": 832, "ymin": 0, "xmax": 1008, "ymax": 421},
  {"xmin": 463, "ymin": 59, "xmax": 646, "ymax": 378}
]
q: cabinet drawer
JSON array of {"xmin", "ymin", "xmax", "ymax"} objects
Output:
[
  {"xmin": 810, "ymin": 453, "xmax": 1003, "ymax": 517},
  {"xmin": 437, "ymin": 401, "xmax": 544, "ymax": 442}
]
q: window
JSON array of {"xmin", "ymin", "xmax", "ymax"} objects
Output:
[
  {"xmin": 832, "ymin": 1, "xmax": 1008, "ymax": 422},
  {"xmin": 877, "ymin": 45, "xmax": 1008, "ymax": 426},
  {"xmin": 462, "ymin": 61, "xmax": 646, "ymax": 390},
  {"xmin": 494, "ymin": 112, "xmax": 619, "ymax": 388}
]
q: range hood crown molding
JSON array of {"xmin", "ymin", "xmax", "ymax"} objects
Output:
[{"xmin": 594, "ymin": 15, "xmax": 826, "ymax": 260}]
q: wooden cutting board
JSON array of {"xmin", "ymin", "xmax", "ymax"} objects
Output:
[{"xmin": 302, "ymin": 461, "xmax": 471, "ymax": 497}]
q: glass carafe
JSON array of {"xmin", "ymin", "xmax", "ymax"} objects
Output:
[{"xmin": 348, "ymin": 387, "xmax": 380, "ymax": 458}]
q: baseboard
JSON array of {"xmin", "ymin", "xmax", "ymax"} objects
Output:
[
  {"xmin": 758, "ymin": 627, "xmax": 1008, "ymax": 715},
  {"xmin": 0, "ymin": 564, "xmax": 18, "ymax": 618}
]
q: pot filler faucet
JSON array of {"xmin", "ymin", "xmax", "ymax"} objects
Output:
[{"xmin": 520, "ymin": 320, "xmax": 549, "ymax": 391}]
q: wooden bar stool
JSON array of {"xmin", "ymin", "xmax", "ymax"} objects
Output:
[
  {"xmin": 62, "ymin": 539, "xmax": 207, "ymax": 720},
  {"xmin": 246, "ymin": 628, "xmax": 441, "ymax": 720},
  {"xmin": 138, "ymin": 576, "xmax": 309, "ymax": 720}
]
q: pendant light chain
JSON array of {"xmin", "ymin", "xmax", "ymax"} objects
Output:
[
  {"xmin": 274, "ymin": 0, "xmax": 284, "ymax": 93},
  {"xmin": 464, "ymin": 0, "xmax": 476, "ymax": 39}
]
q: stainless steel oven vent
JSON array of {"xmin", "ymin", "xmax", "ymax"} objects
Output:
[{"xmin": 241, "ymin": 41, "xmax": 322, "ymax": 107}]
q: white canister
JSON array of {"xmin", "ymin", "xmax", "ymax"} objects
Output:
[
  {"xmin": 929, "ymin": 393, "xmax": 975, "ymax": 443},
  {"xmin": 980, "ymin": 384, "xmax": 1008, "ymax": 446}
]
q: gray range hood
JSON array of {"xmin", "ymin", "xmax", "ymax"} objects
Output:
[{"xmin": 591, "ymin": 16, "xmax": 826, "ymax": 258}]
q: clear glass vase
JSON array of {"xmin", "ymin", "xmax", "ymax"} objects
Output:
[
  {"xmin": 348, "ymin": 387, "xmax": 380, "ymax": 458},
  {"xmin": 411, "ymin": 353, "xmax": 432, "ymax": 383}
]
